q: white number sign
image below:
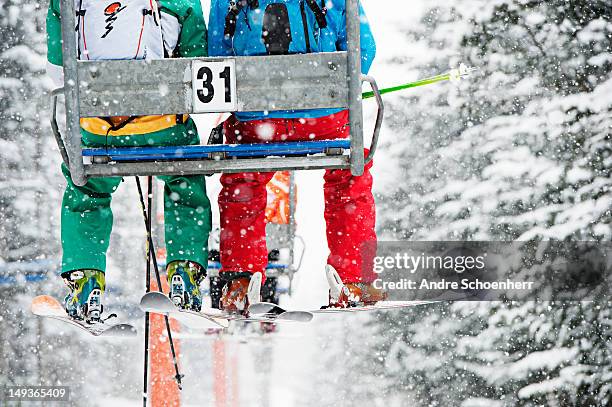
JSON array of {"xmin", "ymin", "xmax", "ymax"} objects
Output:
[{"xmin": 192, "ymin": 60, "xmax": 237, "ymax": 112}]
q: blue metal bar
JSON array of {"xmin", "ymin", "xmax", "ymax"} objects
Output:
[
  {"xmin": 156, "ymin": 261, "xmax": 288, "ymax": 271},
  {"xmin": 201, "ymin": 287, "xmax": 290, "ymax": 296},
  {"xmin": 0, "ymin": 273, "xmax": 48, "ymax": 286},
  {"xmin": 206, "ymin": 261, "xmax": 288, "ymax": 270},
  {"xmin": 0, "ymin": 259, "xmax": 58, "ymax": 286},
  {"xmin": 83, "ymin": 139, "xmax": 351, "ymax": 162}
]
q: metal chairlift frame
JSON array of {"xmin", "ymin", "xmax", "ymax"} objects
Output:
[
  {"xmin": 51, "ymin": 0, "xmax": 384, "ymax": 187},
  {"xmin": 206, "ymin": 171, "xmax": 302, "ymax": 295}
]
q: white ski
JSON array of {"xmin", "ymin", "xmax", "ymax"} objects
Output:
[
  {"xmin": 248, "ymin": 300, "xmax": 432, "ymax": 315},
  {"xmin": 31, "ymin": 295, "xmax": 137, "ymax": 337},
  {"xmin": 141, "ymin": 292, "xmax": 313, "ymax": 326},
  {"xmin": 139, "ymin": 292, "xmax": 230, "ymax": 329},
  {"xmin": 249, "ymin": 266, "xmax": 436, "ymax": 316}
]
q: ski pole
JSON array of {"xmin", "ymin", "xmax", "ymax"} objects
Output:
[
  {"xmin": 136, "ymin": 177, "xmax": 184, "ymax": 396},
  {"xmin": 142, "ymin": 177, "xmax": 152, "ymax": 407},
  {"xmin": 362, "ymin": 64, "xmax": 478, "ymax": 99}
]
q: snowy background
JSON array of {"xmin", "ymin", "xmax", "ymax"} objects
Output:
[{"xmin": 0, "ymin": 0, "xmax": 610, "ymax": 406}]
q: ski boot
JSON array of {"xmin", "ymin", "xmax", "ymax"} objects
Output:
[
  {"xmin": 167, "ymin": 260, "xmax": 205, "ymax": 311},
  {"xmin": 62, "ymin": 269, "xmax": 106, "ymax": 322},
  {"xmin": 325, "ymin": 265, "xmax": 388, "ymax": 308},
  {"xmin": 219, "ymin": 272, "xmax": 263, "ymax": 314}
]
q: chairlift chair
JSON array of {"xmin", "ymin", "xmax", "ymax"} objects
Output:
[{"xmin": 50, "ymin": 0, "xmax": 384, "ymax": 187}]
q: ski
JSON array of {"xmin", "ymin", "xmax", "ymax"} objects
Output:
[
  {"xmin": 314, "ymin": 301, "xmax": 435, "ymax": 314},
  {"xmin": 31, "ymin": 295, "xmax": 137, "ymax": 337},
  {"xmin": 249, "ymin": 300, "xmax": 434, "ymax": 315},
  {"xmin": 140, "ymin": 291, "xmax": 230, "ymax": 329},
  {"xmin": 140, "ymin": 292, "xmax": 313, "ymax": 326},
  {"xmin": 248, "ymin": 266, "xmax": 436, "ymax": 318}
]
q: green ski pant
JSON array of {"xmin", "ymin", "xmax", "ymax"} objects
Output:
[{"xmin": 61, "ymin": 119, "xmax": 212, "ymax": 274}]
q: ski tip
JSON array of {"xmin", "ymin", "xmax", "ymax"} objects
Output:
[
  {"xmin": 247, "ymin": 272, "xmax": 263, "ymax": 305},
  {"xmin": 139, "ymin": 291, "xmax": 174, "ymax": 313},
  {"xmin": 325, "ymin": 265, "xmax": 344, "ymax": 301},
  {"xmin": 31, "ymin": 295, "xmax": 64, "ymax": 317}
]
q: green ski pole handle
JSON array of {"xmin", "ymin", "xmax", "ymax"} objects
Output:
[{"xmin": 363, "ymin": 64, "xmax": 477, "ymax": 100}]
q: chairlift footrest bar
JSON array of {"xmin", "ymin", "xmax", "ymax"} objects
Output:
[
  {"xmin": 207, "ymin": 262, "xmax": 288, "ymax": 271},
  {"xmin": 82, "ymin": 139, "xmax": 351, "ymax": 162}
]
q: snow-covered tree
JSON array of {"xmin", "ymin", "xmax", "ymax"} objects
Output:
[
  {"xmin": 0, "ymin": 0, "xmax": 63, "ymax": 390},
  {"xmin": 374, "ymin": 0, "xmax": 611, "ymax": 405},
  {"xmin": 0, "ymin": 0, "xmax": 141, "ymax": 399},
  {"xmin": 0, "ymin": 0, "xmax": 60, "ymax": 262}
]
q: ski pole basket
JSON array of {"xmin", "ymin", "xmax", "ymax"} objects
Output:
[{"xmin": 52, "ymin": 0, "xmax": 384, "ymax": 186}]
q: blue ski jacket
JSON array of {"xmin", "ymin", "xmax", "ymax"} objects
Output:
[{"xmin": 208, "ymin": 0, "xmax": 376, "ymax": 121}]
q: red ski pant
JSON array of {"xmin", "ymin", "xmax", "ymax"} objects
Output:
[{"xmin": 219, "ymin": 110, "xmax": 377, "ymax": 283}]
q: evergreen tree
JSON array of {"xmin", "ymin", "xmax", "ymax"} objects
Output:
[
  {"xmin": 0, "ymin": 0, "xmax": 63, "ymax": 390},
  {"xmin": 0, "ymin": 0, "xmax": 60, "ymax": 261},
  {"xmin": 375, "ymin": 0, "xmax": 611, "ymax": 405},
  {"xmin": 0, "ymin": 0, "xmax": 141, "ymax": 399}
]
